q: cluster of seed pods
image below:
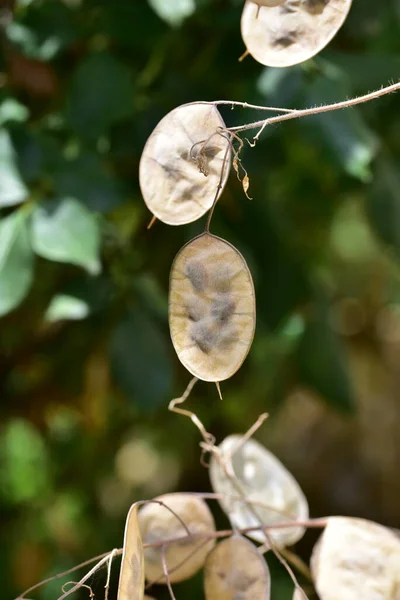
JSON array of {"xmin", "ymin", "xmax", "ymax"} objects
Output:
[
  {"xmin": 242, "ymin": 0, "xmax": 354, "ymax": 67},
  {"xmin": 140, "ymin": 102, "xmax": 256, "ymax": 385}
]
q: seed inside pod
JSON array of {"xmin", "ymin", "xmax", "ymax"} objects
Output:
[
  {"xmin": 138, "ymin": 493, "xmax": 216, "ymax": 584},
  {"xmin": 169, "ymin": 233, "xmax": 256, "ymax": 382},
  {"xmin": 311, "ymin": 517, "xmax": 400, "ymax": 600},
  {"xmin": 204, "ymin": 535, "xmax": 271, "ymax": 600},
  {"xmin": 117, "ymin": 503, "xmax": 145, "ymax": 600},
  {"xmin": 241, "ymin": 0, "xmax": 353, "ymax": 67},
  {"xmin": 209, "ymin": 435, "xmax": 309, "ymax": 547},
  {"xmin": 139, "ymin": 102, "xmax": 231, "ymax": 226}
]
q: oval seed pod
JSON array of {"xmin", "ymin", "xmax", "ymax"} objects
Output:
[
  {"xmin": 138, "ymin": 493, "xmax": 216, "ymax": 584},
  {"xmin": 169, "ymin": 233, "xmax": 255, "ymax": 382},
  {"xmin": 204, "ymin": 534, "xmax": 271, "ymax": 600},
  {"xmin": 209, "ymin": 435, "xmax": 308, "ymax": 547},
  {"xmin": 311, "ymin": 517, "xmax": 400, "ymax": 600},
  {"xmin": 117, "ymin": 503, "xmax": 145, "ymax": 600},
  {"xmin": 241, "ymin": 0, "xmax": 353, "ymax": 68},
  {"xmin": 139, "ymin": 102, "xmax": 231, "ymax": 226}
]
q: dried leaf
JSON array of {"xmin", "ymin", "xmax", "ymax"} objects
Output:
[
  {"xmin": 241, "ymin": 0, "xmax": 353, "ymax": 67},
  {"xmin": 204, "ymin": 535, "xmax": 271, "ymax": 600},
  {"xmin": 138, "ymin": 493, "xmax": 216, "ymax": 584},
  {"xmin": 311, "ymin": 517, "xmax": 400, "ymax": 600},
  {"xmin": 169, "ymin": 232, "xmax": 256, "ymax": 382},
  {"xmin": 117, "ymin": 503, "xmax": 145, "ymax": 600},
  {"xmin": 209, "ymin": 435, "xmax": 309, "ymax": 547},
  {"xmin": 139, "ymin": 102, "xmax": 231, "ymax": 225}
]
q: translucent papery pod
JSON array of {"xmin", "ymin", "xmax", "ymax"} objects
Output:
[
  {"xmin": 311, "ymin": 517, "xmax": 400, "ymax": 600},
  {"xmin": 204, "ymin": 534, "xmax": 271, "ymax": 600},
  {"xmin": 169, "ymin": 233, "xmax": 256, "ymax": 383},
  {"xmin": 139, "ymin": 102, "xmax": 231, "ymax": 226},
  {"xmin": 138, "ymin": 493, "xmax": 216, "ymax": 584},
  {"xmin": 209, "ymin": 435, "xmax": 309, "ymax": 548},
  {"xmin": 117, "ymin": 503, "xmax": 145, "ymax": 600},
  {"xmin": 241, "ymin": 0, "xmax": 353, "ymax": 67}
]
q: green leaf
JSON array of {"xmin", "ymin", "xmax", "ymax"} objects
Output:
[
  {"xmin": 0, "ymin": 129, "xmax": 28, "ymax": 207},
  {"xmin": 306, "ymin": 75, "xmax": 378, "ymax": 182},
  {"xmin": 31, "ymin": 197, "xmax": 101, "ymax": 275},
  {"xmin": 0, "ymin": 209, "xmax": 34, "ymax": 317},
  {"xmin": 66, "ymin": 51, "xmax": 134, "ymax": 140},
  {"xmin": 110, "ymin": 308, "xmax": 173, "ymax": 411},
  {"xmin": 45, "ymin": 294, "xmax": 90, "ymax": 323},
  {"xmin": 0, "ymin": 419, "xmax": 50, "ymax": 504},
  {"xmin": 365, "ymin": 156, "xmax": 400, "ymax": 259},
  {"xmin": 53, "ymin": 152, "xmax": 125, "ymax": 212},
  {"xmin": 297, "ymin": 298, "xmax": 354, "ymax": 413},
  {"xmin": 147, "ymin": 0, "xmax": 195, "ymax": 26}
]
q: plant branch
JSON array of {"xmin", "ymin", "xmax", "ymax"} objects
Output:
[
  {"xmin": 228, "ymin": 81, "xmax": 400, "ymax": 141},
  {"xmin": 213, "ymin": 100, "xmax": 294, "ymax": 113}
]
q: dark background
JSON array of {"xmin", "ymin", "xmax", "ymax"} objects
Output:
[{"xmin": 1, "ymin": 0, "xmax": 400, "ymax": 598}]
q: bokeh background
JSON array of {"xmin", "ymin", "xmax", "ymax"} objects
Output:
[{"xmin": 1, "ymin": 0, "xmax": 400, "ymax": 598}]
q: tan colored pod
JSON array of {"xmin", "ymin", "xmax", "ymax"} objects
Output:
[
  {"xmin": 138, "ymin": 493, "xmax": 216, "ymax": 584},
  {"xmin": 117, "ymin": 503, "xmax": 145, "ymax": 600},
  {"xmin": 169, "ymin": 233, "xmax": 255, "ymax": 382},
  {"xmin": 209, "ymin": 435, "xmax": 308, "ymax": 547},
  {"xmin": 311, "ymin": 517, "xmax": 400, "ymax": 600},
  {"xmin": 251, "ymin": 0, "xmax": 285, "ymax": 6},
  {"xmin": 204, "ymin": 534, "xmax": 271, "ymax": 600},
  {"xmin": 139, "ymin": 102, "xmax": 231, "ymax": 226},
  {"xmin": 241, "ymin": 0, "xmax": 353, "ymax": 68}
]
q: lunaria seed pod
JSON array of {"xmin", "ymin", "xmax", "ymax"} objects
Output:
[
  {"xmin": 139, "ymin": 102, "xmax": 231, "ymax": 226},
  {"xmin": 138, "ymin": 493, "xmax": 216, "ymax": 584},
  {"xmin": 169, "ymin": 233, "xmax": 256, "ymax": 382},
  {"xmin": 204, "ymin": 534, "xmax": 271, "ymax": 600},
  {"xmin": 117, "ymin": 504, "xmax": 145, "ymax": 600},
  {"xmin": 209, "ymin": 435, "xmax": 309, "ymax": 547},
  {"xmin": 311, "ymin": 517, "xmax": 400, "ymax": 600},
  {"xmin": 241, "ymin": 0, "xmax": 353, "ymax": 68}
]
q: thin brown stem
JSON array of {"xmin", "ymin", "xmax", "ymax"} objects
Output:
[
  {"xmin": 213, "ymin": 100, "xmax": 293, "ymax": 113},
  {"xmin": 204, "ymin": 135, "xmax": 232, "ymax": 232},
  {"xmin": 16, "ymin": 551, "xmax": 117, "ymax": 600},
  {"xmin": 228, "ymin": 81, "xmax": 400, "ymax": 141},
  {"xmin": 161, "ymin": 546, "xmax": 177, "ymax": 600}
]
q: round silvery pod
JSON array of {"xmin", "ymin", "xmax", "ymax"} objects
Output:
[
  {"xmin": 138, "ymin": 493, "xmax": 216, "ymax": 584},
  {"xmin": 241, "ymin": 0, "xmax": 353, "ymax": 68},
  {"xmin": 139, "ymin": 102, "xmax": 231, "ymax": 226},
  {"xmin": 204, "ymin": 534, "xmax": 271, "ymax": 600},
  {"xmin": 311, "ymin": 517, "xmax": 400, "ymax": 600},
  {"xmin": 209, "ymin": 435, "xmax": 309, "ymax": 547},
  {"xmin": 169, "ymin": 232, "xmax": 256, "ymax": 382}
]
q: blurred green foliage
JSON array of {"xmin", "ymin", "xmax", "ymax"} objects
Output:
[{"xmin": 1, "ymin": 0, "xmax": 400, "ymax": 598}]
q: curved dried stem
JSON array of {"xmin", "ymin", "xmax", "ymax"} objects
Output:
[
  {"xmin": 168, "ymin": 377, "xmax": 216, "ymax": 450},
  {"xmin": 161, "ymin": 545, "xmax": 177, "ymax": 600},
  {"xmin": 61, "ymin": 583, "xmax": 94, "ymax": 598},
  {"xmin": 213, "ymin": 100, "xmax": 294, "ymax": 113},
  {"xmin": 56, "ymin": 553, "xmax": 115, "ymax": 600},
  {"xmin": 228, "ymin": 80, "xmax": 400, "ymax": 142},
  {"xmin": 104, "ymin": 548, "xmax": 118, "ymax": 600},
  {"xmin": 204, "ymin": 134, "xmax": 233, "ymax": 232},
  {"xmin": 15, "ymin": 551, "xmax": 118, "ymax": 600}
]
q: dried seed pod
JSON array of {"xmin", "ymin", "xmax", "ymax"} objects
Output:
[
  {"xmin": 241, "ymin": 0, "xmax": 353, "ymax": 68},
  {"xmin": 169, "ymin": 233, "xmax": 255, "ymax": 382},
  {"xmin": 251, "ymin": 0, "xmax": 285, "ymax": 6},
  {"xmin": 311, "ymin": 517, "xmax": 400, "ymax": 600},
  {"xmin": 138, "ymin": 493, "xmax": 216, "ymax": 584},
  {"xmin": 209, "ymin": 435, "xmax": 308, "ymax": 547},
  {"xmin": 204, "ymin": 534, "xmax": 271, "ymax": 600},
  {"xmin": 117, "ymin": 503, "xmax": 145, "ymax": 600},
  {"xmin": 139, "ymin": 102, "xmax": 231, "ymax": 226}
]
